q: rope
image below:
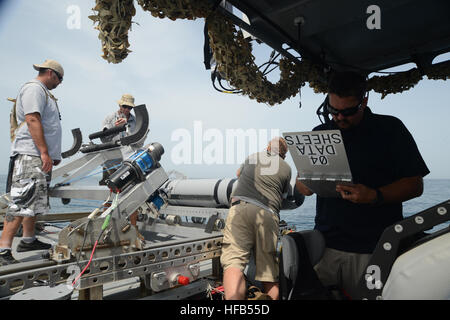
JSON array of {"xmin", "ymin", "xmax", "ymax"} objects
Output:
[{"xmin": 54, "ymin": 163, "xmax": 122, "ymax": 187}]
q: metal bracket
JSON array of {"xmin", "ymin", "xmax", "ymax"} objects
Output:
[
  {"xmin": 79, "ymin": 104, "xmax": 149, "ymax": 154},
  {"xmin": 205, "ymin": 213, "xmax": 219, "ymax": 233},
  {"xmin": 61, "ymin": 128, "xmax": 82, "ymax": 159}
]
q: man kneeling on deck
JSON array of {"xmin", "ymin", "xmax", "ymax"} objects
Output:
[{"xmin": 221, "ymin": 137, "xmax": 292, "ymax": 300}]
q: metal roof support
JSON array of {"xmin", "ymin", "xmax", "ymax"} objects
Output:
[{"xmin": 213, "ymin": 4, "xmax": 299, "ymax": 63}]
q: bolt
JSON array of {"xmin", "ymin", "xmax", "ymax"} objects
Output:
[
  {"xmin": 437, "ymin": 207, "xmax": 447, "ymax": 215},
  {"xmin": 294, "ymin": 16, "xmax": 305, "ymax": 26},
  {"xmin": 383, "ymin": 242, "xmax": 392, "ymax": 251},
  {"xmin": 394, "ymin": 224, "xmax": 403, "ymax": 233},
  {"xmin": 153, "ymin": 272, "xmax": 167, "ymax": 287},
  {"xmin": 189, "ymin": 264, "xmax": 200, "ymax": 277},
  {"xmin": 415, "ymin": 216, "xmax": 424, "ymax": 224},
  {"xmin": 121, "ymin": 224, "xmax": 131, "ymax": 233}
]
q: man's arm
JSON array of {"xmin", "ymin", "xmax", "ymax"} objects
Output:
[
  {"xmin": 100, "ymin": 113, "xmax": 120, "ymax": 143},
  {"xmin": 295, "ymin": 172, "xmax": 314, "ymax": 196},
  {"xmin": 336, "ymin": 176, "xmax": 424, "ymax": 204},
  {"xmin": 25, "ymin": 112, "xmax": 52, "ymax": 173}
]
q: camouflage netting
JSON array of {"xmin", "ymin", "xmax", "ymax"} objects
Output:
[
  {"xmin": 206, "ymin": 11, "xmax": 318, "ymax": 104},
  {"xmin": 424, "ymin": 60, "xmax": 450, "ymax": 81},
  {"xmin": 89, "ymin": 0, "xmax": 136, "ymax": 63},
  {"xmin": 89, "ymin": 0, "xmax": 450, "ymax": 104},
  {"xmin": 138, "ymin": 0, "xmax": 212, "ymax": 20}
]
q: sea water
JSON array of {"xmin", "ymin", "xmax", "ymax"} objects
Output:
[
  {"xmin": 0, "ymin": 174, "xmax": 448, "ymax": 232},
  {"xmin": 282, "ymin": 179, "xmax": 450, "ymax": 232}
]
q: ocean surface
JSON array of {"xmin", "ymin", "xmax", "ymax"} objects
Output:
[
  {"xmin": 282, "ymin": 179, "xmax": 450, "ymax": 233},
  {"xmin": 1, "ymin": 174, "xmax": 448, "ymax": 232}
]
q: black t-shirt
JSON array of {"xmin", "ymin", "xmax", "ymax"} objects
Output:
[{"xmin": 313, "ymin": 107, "xmax": 430, "ymax": 253}]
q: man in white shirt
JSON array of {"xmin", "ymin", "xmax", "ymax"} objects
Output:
[
  {"xmin": 101, "ymin": 93, "xmax": 137, "ymax": 143},
  {"xmin": 99, "ymin": 93, "xmax": 138, "ymax": 186},
  {"xmin": 0, "ymin": 59, "xmax": 64, "ymax": 265},
  {"xmin": 99, "ymin": 94, "xmax": 142, "ymax": 232}
]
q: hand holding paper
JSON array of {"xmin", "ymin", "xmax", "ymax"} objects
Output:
[{"xmin": 336, "ymin": 183, "xmax": 377, "ymax": 204}]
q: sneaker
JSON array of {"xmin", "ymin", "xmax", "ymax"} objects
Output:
[
  {"xmin": 0, "ymin": 250, "xmax": 19, "ymax": 265},
  {"xmin": 16, "ymin": 239, "xmax": 52, "ymax": 252}
]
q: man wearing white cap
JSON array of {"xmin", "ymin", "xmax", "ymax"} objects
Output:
[{"xmin": 0, "ymin": 59, "xmax": 64, "ymax": 265}]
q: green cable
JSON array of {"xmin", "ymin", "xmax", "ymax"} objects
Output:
[
  {"xmin": 102, "ymin": 214, "xmax": 112, "ymax": 230},
  {"xmin": 102, "ymin": 193, "xmax": 119, "ymax": 230}
]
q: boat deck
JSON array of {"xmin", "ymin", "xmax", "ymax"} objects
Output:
[{"xmin": 0, "ymin": 211, "xmax": 224, "ymax": 300}]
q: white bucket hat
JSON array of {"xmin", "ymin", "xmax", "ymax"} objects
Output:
[
  {"xmin": 117, "ymin": 93, "xmax": 135, "ymax": 107},
  {"xmin": 33, "ymin": 59, "xmax": 64, "ymax": 78}
]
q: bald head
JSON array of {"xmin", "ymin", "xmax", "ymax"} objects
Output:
[{"xmin": 267, "ymin": 137, "xmax": 288, "ymax": 159}]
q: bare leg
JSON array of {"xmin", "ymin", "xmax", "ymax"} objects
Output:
[
  {"xmin": 262, "ymin": 282, "xmax": 279, "ymax": 300},
  {"xmin": 223, "ymin": 267, "xmax": 247, "ymax": 300},
  {"xmin": 0, "ymin": 216, "xmax": 24, "ymax": 249},
  {"xmin": 22, "ymin": 216, "xmax": 37, "ymax": 238}
]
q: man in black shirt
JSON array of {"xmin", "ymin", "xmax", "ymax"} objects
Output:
[{"xmin": 295, "ymin": 71, "xmax": 430, "ymax": 298}]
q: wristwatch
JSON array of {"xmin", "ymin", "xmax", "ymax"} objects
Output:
[{"xmin": 371, "ymin": 188, "xmax": 384, "ymax": 206}]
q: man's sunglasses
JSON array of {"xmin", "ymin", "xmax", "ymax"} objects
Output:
[
  {"xmin": 326, "ymin": 98, "xmax": 363, "ymax": 117},
  {"xmin": 53, "ymin": 70, "xmax": 63, "ymax": 82},
  {"xmin": 120, "ymin": 105, "xmax": 133, "ymax": 110}
]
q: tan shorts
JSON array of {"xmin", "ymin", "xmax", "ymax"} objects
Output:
[
  {"xmin": 220, "ymin": 201, "xmax": 279, "ymax": 282},
  {"xmin": 6, "ymin": 154, "xmax": 51, "ymax": 218},
  {"xmin": 314, "ymin": 247, "xmax": 371, "ymax": 298}
]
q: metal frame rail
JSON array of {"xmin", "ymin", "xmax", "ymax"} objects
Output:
[{"xmin": 0, "ymin": 234, "xmax": 223, "ymax": 299}]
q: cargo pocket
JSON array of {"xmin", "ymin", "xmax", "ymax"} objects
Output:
[
  {"xmin": 10, "ymin": 178, "xmax": 37, "ymax": 206},
  {"xmin": 258, "ymin": 212, "xmax": 279, "ymax": 255}
]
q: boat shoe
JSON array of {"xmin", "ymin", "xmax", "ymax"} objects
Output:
[{"xmin": 16, "ymin": 239, "xmax": 51, "ymax": 252}]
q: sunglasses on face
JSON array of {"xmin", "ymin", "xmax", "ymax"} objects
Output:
[
  {"xmin": 326, "ymin": 99, "xmax": 363, "ymax": 117},
  {"xmin": 53, "ymin": 70, "xmax": 63, "ymax": 82},
  {"xmin": 120, "ymin": 105, "xmax": 133, "ymax": 110}
]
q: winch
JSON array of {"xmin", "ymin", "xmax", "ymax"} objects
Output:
[{"xmin": 106, "ymin": 143, "xmax": 164, "ymax": 193}]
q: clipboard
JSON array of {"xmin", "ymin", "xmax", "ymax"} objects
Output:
[{"xmin": 283, "ymin": 130, "xmax": 353, "ymax": 197}]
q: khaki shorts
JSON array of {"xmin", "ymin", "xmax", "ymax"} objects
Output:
[
  {"xmin": 220, "ymin": 201, "xmax": 279, "ymax": 282},
  {"xmin": 314, "ymin": 247, "xmax": 371, "ymax": 298},
  {"xmin": 6, "ymin": 154, "xmax": 51, "ymax": 218}
]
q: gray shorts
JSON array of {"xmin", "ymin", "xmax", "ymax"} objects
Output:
[{"xmin": 6, "ymin": 154, "xmax": 51, "ymax": 217}]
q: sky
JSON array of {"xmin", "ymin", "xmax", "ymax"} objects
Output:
[{"xmin": 0, "ymin": 0, "xmax": 449, "ymax": 180}]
